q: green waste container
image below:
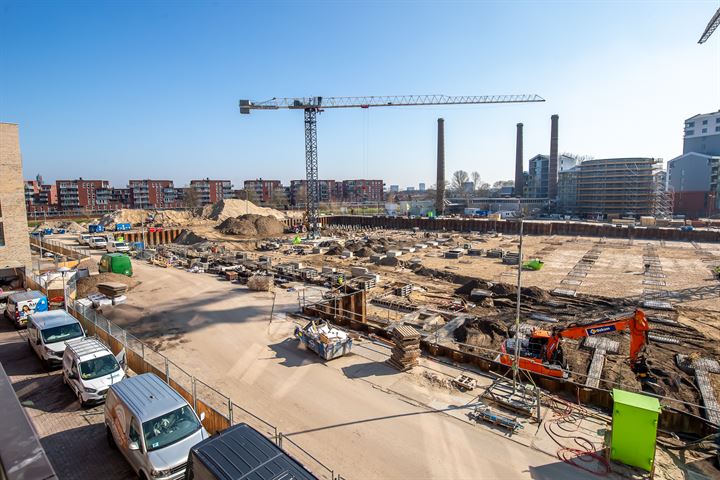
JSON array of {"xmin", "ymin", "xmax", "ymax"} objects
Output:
[{"xmin": 610, "ymin": 388, "xmax": 661, "ymax": 472}]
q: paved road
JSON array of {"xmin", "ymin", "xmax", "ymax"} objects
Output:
[{"xmin": 0, "ymin": 319, "xmax": 134, "ymax": 479}]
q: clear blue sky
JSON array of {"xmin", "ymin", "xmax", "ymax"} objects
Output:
[{"xmin": 1, "ymin": 0, "xmax": 718, "ymax": 189}]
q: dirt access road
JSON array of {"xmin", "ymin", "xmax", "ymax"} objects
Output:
[{"xmin": 87, "ymin": 257, "xmax": 583, "ymax": 479}]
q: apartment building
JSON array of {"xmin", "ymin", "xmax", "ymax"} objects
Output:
[
  {"xmin": 0, "ymin": 123, "xmax": 32, "ymax": 271},
  {"xmin": 341, "ymin": 179, "xmax": 384, "ymax": 202},
  {"xmin": 55, "ymin": 178, "xmax": 122, "ymax": 212},
  {"xmin": 128, "ymin": 180, "xmax": 178, "ymax": 209},
  {"xmin": 667, "ymin": 152, "xmax": 720, "ymax": 218},
  {"xmin": 243, "ymin": 179, "xmax": 283, "ymax": 204},
  {"xmin": 684, "ymin": 110, "xmax": 720, "ymax": 156},
  {"xmin": 525, "ymin": 154, "xmax": 578, "ymax": 199},
  {"xmin": 190, "ymin": 179, "xmax": 233, "ymax": 206},
  {"xmin": 289, "ymin": 180, "xmax": 339, "ymax": 206}
]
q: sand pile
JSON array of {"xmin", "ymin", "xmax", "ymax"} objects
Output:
[
  {"xmin": 203, "ymin": 199, "xmax": 287, "ymax": 222},
  {"xmin": 99, "ymin": 209, "xmax": 150, "ymax": 227},
  {"xmin": 76, "ymin": 273, "xmax": 139, "ymax": 298},
  {"xmin": 216, "ymin": 214, "xmax": 284, "ymax": 237},
  {"xmin": 154, "ymin": 210, "xmax": 197, "ymax": 226}
]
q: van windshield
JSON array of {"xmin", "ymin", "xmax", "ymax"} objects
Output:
[
  {"xmin": 80, "ymin": 354, "xmax": 120, "ymax": 380},
  {"xmin": 41, "ymin": 324, "xmax": 83, "ymax": 344},
  {"xmin": 142, "ymin": 406, "xmax": 201, "ymax": 451}
]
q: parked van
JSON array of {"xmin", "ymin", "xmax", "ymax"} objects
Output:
[
  {"xmin": 62, "ymin": 337, "xmax": 126, "ymax": 407},
  {"xmin": 105, "ymin": 373, "xmax": 208, "ymax": 480},
  {"xmin": 5, "ymin": 290, "xmax": 48, "ymax": 327},
  {"xmin": 89, "ymin": 236, "xmax": 108, "ymax": 249},
  {"xmin": 78, "ymin": 234, "xmax": 92, "ymax": 245},
  {"xmin": 99, "ymin": 253, "xmax": 133, "ymax": 277},
  {"xmin": 185, "ymin": 423, "xmax": 317, "ymax": 480},
  {"xmin": 27, "ymin": 310, "xmax": 85, "ymax": 367},
  {"xmin": 107, "ymin": 240, "xmax": 131, "ymax": 253}
]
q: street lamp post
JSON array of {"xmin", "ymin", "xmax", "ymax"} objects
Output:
[{"xmin": 58, "ymin": 266, "xmax": 71, "ymax": 312}]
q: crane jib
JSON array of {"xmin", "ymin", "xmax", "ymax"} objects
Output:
[{"xmin": 586, "ymin": 325, "xmax": 617, "ymax": 336}]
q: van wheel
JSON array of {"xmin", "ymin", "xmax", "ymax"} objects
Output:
[
  {"xmin": 138, "ymin": 472, "xmax": 148, "ymax": 480},
  {"xmin": 106, "ymin": 426, "xmax": 117, "ymax": 449}
]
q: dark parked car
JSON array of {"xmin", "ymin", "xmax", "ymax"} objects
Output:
[{"xmin": 185, "ymin": 423, "xmax": 318, "ymax": 480}]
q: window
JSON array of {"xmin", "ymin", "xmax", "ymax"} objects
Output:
[
  {"xmin": 716, "ymin": 126, "xmax": 720, "ymax": 132},
  {"xmin": 702, "ymin": 128, "xmax": 707, "ymax": 134},
  {"xmin": 686, "ymin": 130, "xmax": 694, "ymax": 136},
  {"xmin": 0, "ymin": 222, "xmax": 4, "ymax": 247},
  {"xmin": 703, "ymin": 120, "xmax": 708, "ymax": 125},
  {"xmin": 716, "ymin": 117, "xmax": 720, "ymax": 123},
  {"xmin": 687, "ymin": 121, "xmax": 695, "ymax": 127}
]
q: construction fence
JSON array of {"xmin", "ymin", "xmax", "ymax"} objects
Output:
[{"xmin": 67, "ymin": 300, "xmax": 340, "ymax": 480}]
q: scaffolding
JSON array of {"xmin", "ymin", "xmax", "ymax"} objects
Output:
[{"xmin": 575, "ymin": 158, "xmax": 668, "ymax": 218}]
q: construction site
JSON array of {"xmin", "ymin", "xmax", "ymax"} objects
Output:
[{"xmin": 8, "ymin": 93, "xmax": 716, "ymax": 479}]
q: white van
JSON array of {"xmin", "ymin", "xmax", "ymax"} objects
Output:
[
  {"xmin": 107, "ymin": 240, "xmax": 131, "ymax": 253},
  {"xmin": 89, "ymin": 236, "xmax": 108, "ymax": 249},
  {"xmin": 5, "ymin": 290, "xmax": 49, "ymax": 327},
  {"xmin": 62, "ymin": 337, "xmax": 126, "ymax": 407},
  {"xmin": 27, "ymin": 310, "xmax": 85, "ymax": 368},
  {"xmin": 105, "ymin": 373, "xmax": 208, "ymax": 480},
  {"xmin": 78, "ymin": 234, "xmax": 92, "ymax": 245}
]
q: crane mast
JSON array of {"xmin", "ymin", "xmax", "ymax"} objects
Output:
[{"xmin": 240, "ymin": 94, "xmax": 545, "ymax": 238}]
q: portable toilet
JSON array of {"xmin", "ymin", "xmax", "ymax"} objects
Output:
[{"xmin": 610, "ymin": 389, "xmax": 661, "ymax": 472}]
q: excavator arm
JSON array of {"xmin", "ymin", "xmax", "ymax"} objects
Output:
[{"xmin": 545, "ymin": 309, "xmax": 650, "ymax": 366}]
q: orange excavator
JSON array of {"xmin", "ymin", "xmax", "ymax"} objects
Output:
[{"xmin": 500, "ymin": 309, "xmax": 652, "ymax": 381}]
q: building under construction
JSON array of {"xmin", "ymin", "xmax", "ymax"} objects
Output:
[{"xmin": 560, "ymin": 157, "xmax": 671, "ymax": 218}]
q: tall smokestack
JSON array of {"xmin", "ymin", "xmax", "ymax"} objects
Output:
[
  {"xmin": 548, "ymin": 114, "xmax": 559, "ymax": 199},
  {"xmin": 436, "ymin": 118, "xmax": 445, "ymax": 216},
  {"xmin": 515, "ymin": 123, "xmax": 524, "ymax": 197}
]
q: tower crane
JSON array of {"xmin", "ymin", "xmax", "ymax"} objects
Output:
[
  {"xmin": 699, "ymin": 7, "xmax": 720, "ymax": 44},
  {"xmin": 239, "ymin": 94, "xmax": 545, "ymax": 238}
]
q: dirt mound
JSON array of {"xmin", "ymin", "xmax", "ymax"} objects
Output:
[
  {"xmin": 216, "ymin": 214, "xmax": 284, "ymax": 237},
  {"xmin": 76, "ymin": 273, "xmax": 139, "ymax": 298},
  {"xmin": 202, "ymin": 199, "xmax": 287, "ymax": 222},
  {"xmin": 355, "ymin": 247, "xmax": 376, "ymax": 257},
  {"xmin": 174, "ymin": 229, "xmax": 208, "ymax": 245},
  {"xmin": 378, "ymin": 256, "xmax": 401, "ymax": 267},
  {"xmin": 454, "ymin": 316, "xmax": 508, "ymax": 345}
]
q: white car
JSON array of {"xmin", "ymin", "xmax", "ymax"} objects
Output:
[
  {"xmin": 78, "ymin": 234, "xmax": 92, "ymax": 245},
  {"xmin": 107, "ymin": 240, "xmax": 130, "ymax": 253},
  {"xmin": 89, "ymin": 236, "xmax": 108, "ymax": 249}
]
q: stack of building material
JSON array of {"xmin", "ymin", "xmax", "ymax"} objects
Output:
[
  {"xmin": 486, "ymin": 248, "xmax": 504, "ymax": 258},
  {"xmin": 387, "ymin": 325, "xmax": 421, "ymax": 371},
  {"xmin": 394, "ymin": 283, "xmax": 412, "ymax": 297},
  {"xmin": 97, "ymin": 282, "xmax": 128, "ymax": 298},
  {"xmin": 247, "ymin": 275, "xmax": 273, "ymax": 291},
  {"xmin": 502, "ymin": 252, "xmax": 520, "ymax": 265}
]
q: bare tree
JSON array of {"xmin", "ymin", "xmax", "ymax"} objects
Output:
[
  {"xmin": 470, "ymin": 171, "xmax": 481, "ymax": 190},
  {"xmin": 270, "ymin": 188, "xmax": 288, "ymax": 207},
  {"xmin": 182, "ymin": 187, "xmax": 200, "ymax": 209},
  {"xmin": 450, "ymin": 170, "xmax": 470, "ymax": 192}
]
